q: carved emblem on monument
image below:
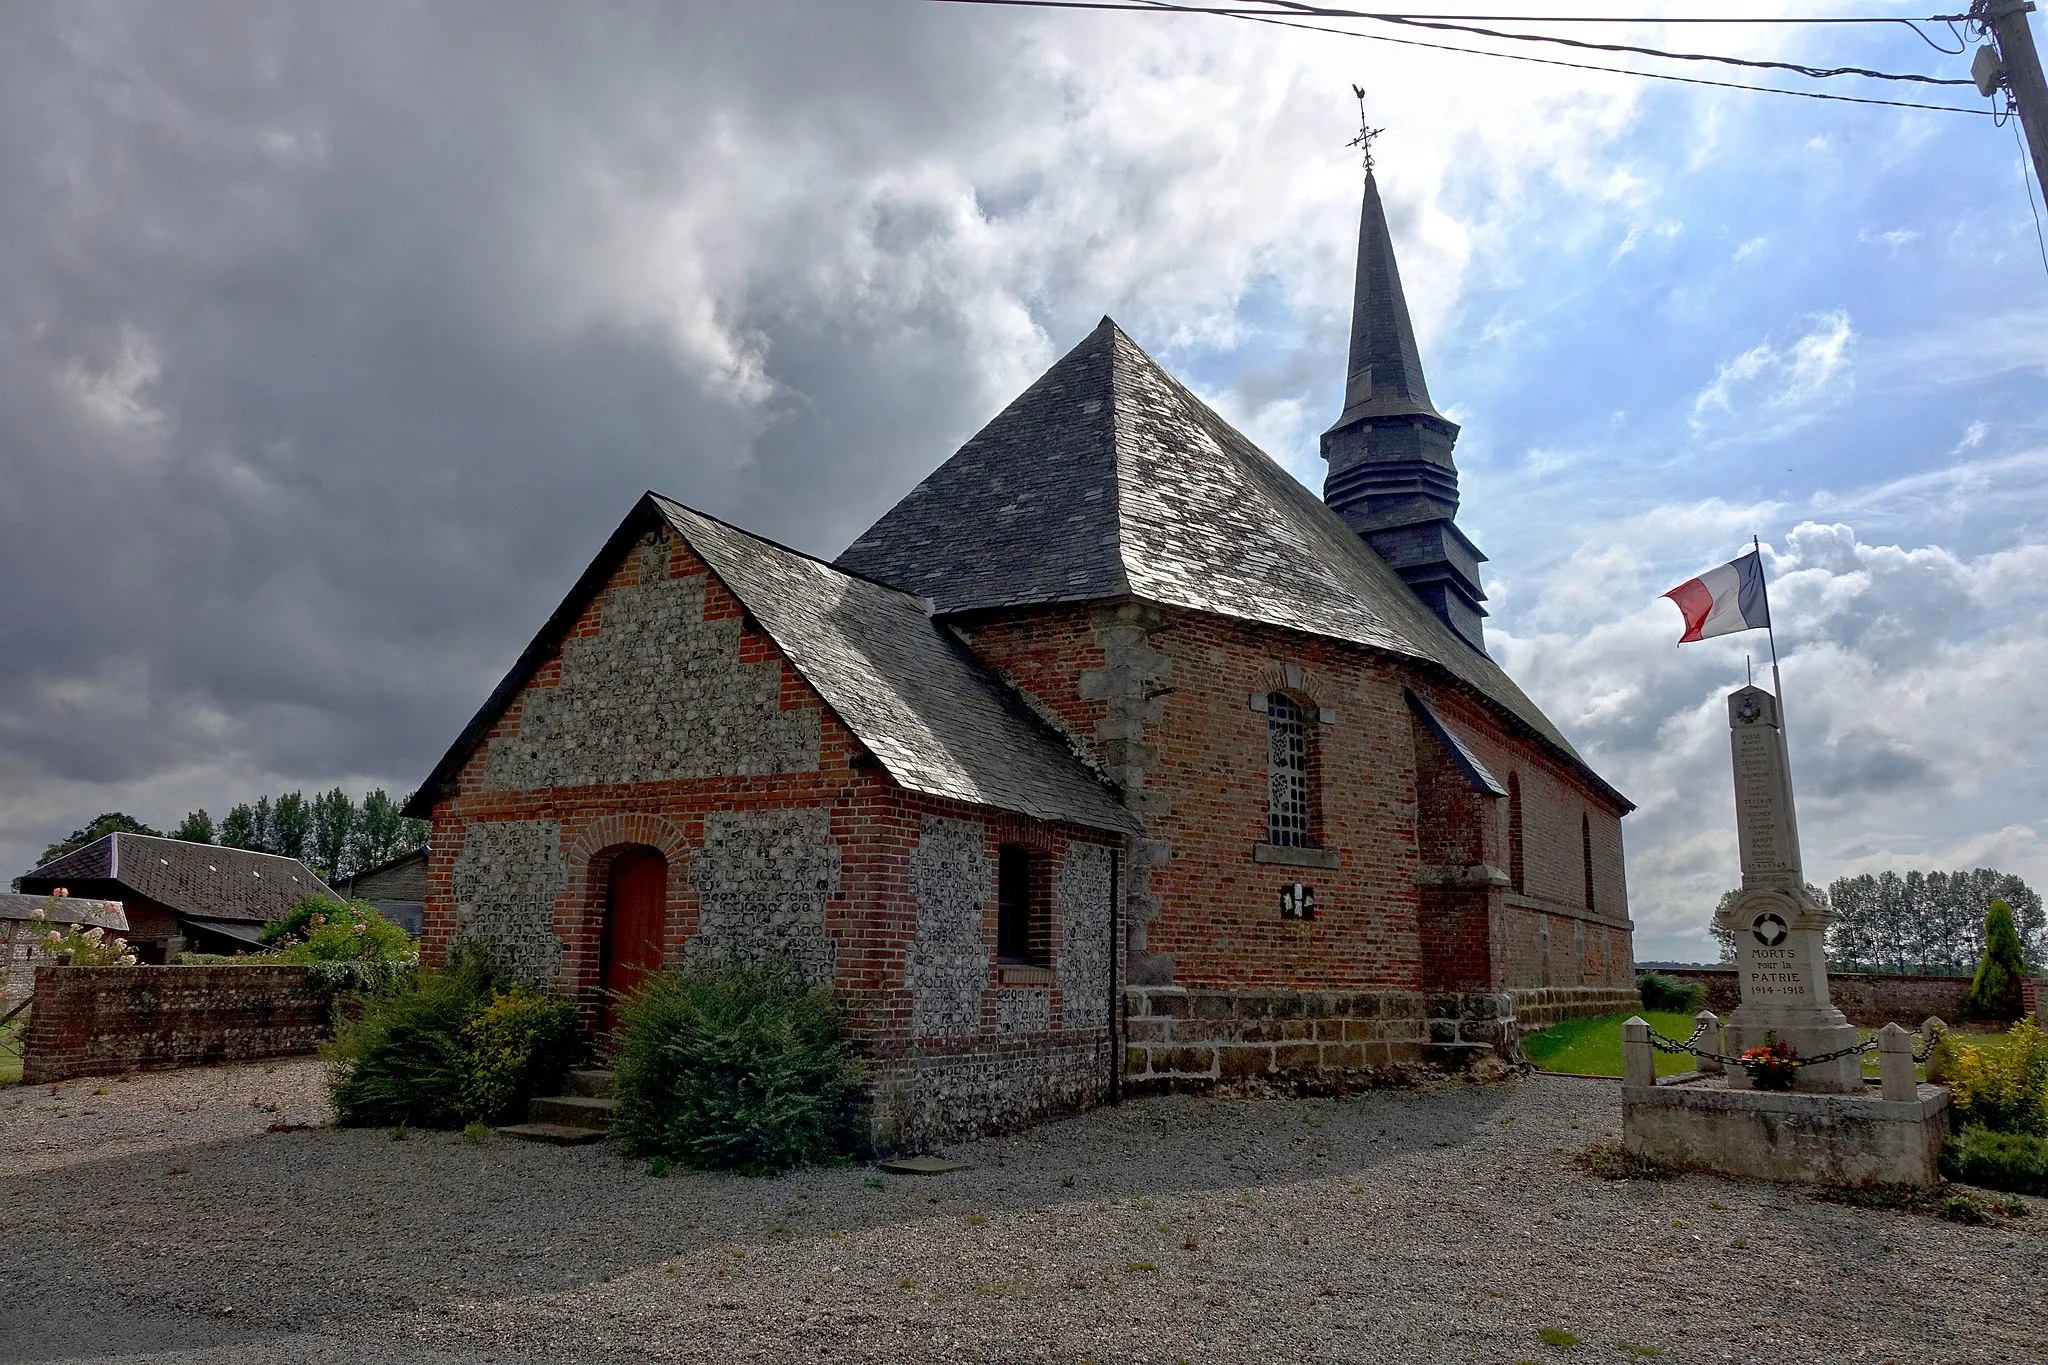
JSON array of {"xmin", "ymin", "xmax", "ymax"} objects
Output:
[{"xmin": 1751, "ymin": 913, "xmax": 1787, "ymax": 947}]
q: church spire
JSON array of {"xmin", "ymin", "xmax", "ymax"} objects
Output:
[{"xmin": 1321, "ymin": 154, "xmax": 1489, "ymax": 653}]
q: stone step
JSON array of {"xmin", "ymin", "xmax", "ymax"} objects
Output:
[
  {"xmin": 496, "ymin": 1122, "xmax": 608, "ymax": 1147},
  {"xmin": 528, "ymin": 1094, "xmax": 616, "ymax": 1130},
  {"xmin": 565, "ymin": 1068, "xmax": 617, "ymax": 1098}
]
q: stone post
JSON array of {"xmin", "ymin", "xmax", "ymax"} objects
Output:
[
  {"xmin": 1877, "ymin": 1022, "xmax": 1916, "ymax": 1102},
  {"xmin": 1710, "ymin": 686, "xmax": 1863, "ymax": 1093},
  {"xmin": 1921, "ymin": 1017, "xmax": 1948, "ymax": 1085},
  {"xmin": 1622, "ymin": 1016, "xmax": 1655, "ymax": 1089},
  {"xmin": 1692, "ymin": 1009, "xmax": 1724, "ymax": 1075}
]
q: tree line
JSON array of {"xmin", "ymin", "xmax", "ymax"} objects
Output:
[
  {"xmin": 35, "ymin": 791, "xmax": 429, "ymax": 886},
  {"xmin": 1714, "ymin": 866, "xmax": 2043, "ymax": 974}
]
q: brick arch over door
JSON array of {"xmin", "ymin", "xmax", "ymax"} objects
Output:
[{"xmin": 559, "ymin": 813, "xmax": 693, "ymax": 1010}]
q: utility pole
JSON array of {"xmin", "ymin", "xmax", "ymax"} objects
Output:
[{"xmin": 1977, "ymin": 0, "xmax": 2048, "ymax": 202}]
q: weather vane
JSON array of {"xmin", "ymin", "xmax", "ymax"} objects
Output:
[{"xmin": 1346, "ymin": 84, "xmax": 1384, "ymax": 174}]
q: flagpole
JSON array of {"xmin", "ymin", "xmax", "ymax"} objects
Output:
[{"xmin": 1753, "ymin": 534, "xmax": 1784, "ymax": 720}]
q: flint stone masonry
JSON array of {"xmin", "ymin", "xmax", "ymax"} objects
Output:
[
  {"xmin": 908, "ymin": 817, "xmax": 992, "ymax": 1039},
  {"xmin": 1055, "ymin": 842, "xmax": 1114, "ymax": 1030},
  {"xmin": 450, "ymin": 821, "xmax": 566, "ymax": 986},
  {"xmin": 21, "ymin": 964, "xmax": 332, "ymax": 1085},
  {"xmin": 867, "ymin": 1036, "xmax": 1105, "ymax": 1152},
  {"xmin": 480, "ymin": 538, "xmax": 820, "ymax": 791},
  {"xmin": 686, "ymin": 808, "xmax": 840, "ymax": 985},
  {"xmin": 996, "ymin": 989, "xmax": 1052, "ymax": 1033}
]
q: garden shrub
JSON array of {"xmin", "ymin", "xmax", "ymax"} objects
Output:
[
  {"xmin": 1940, "ymin": 1018, "xmax": 2048, "ymax": 1137},
  {"xmin": 1942, "ymin": 1125, "xmax": 2048, "ymax": 1197},
  {"xmin": 1636, "ymin": 971, "xmax": 1705, "ymax": 1015},
  {"xmin": 325, "ymin": 948, "xmax": 575, "ymax": 1129},
  {"xmin": 610, "ymin": 960, "xmax": 865, "ymax": 1175},
  {"xmin": 1963, "ymin": 899, "xmax": 2029, "ymax": 1021},
  {"xmin": 264, "ymin": 896, "xmax": 415, "ymax": 964},
  {"xmin": 460, "ymin": 986, "xmax": 580, "ymax": 1125}
]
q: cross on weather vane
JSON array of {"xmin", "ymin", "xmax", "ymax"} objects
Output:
[{"xmin": 1346, "ymin": 84, "xmax": 1384, "ymax": 174}]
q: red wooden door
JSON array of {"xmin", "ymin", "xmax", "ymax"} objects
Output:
[{"xmin": 602, "ymin": 848, "xmax": 667, "ymax": 1022}]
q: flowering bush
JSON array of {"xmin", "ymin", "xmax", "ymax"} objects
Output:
[
  {"xmin": 32, "ymin": 896, "xmax": 137, "ymax": 966},
  {"xmin": 262, "ymin": 896, "xmax": 414, "ymax": 964},
  {"xmin": 1740, "ymin": 1034, "xmax": 1800, "ymax": 1091},
  {"xmin": 1941, "ymin": 1019, "xmax": 2048, "ymax": 1137}
]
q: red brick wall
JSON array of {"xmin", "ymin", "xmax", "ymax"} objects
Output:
[
  {"xmin": 956, "ymin": 601, "xmax": 1634, "ymax": 995},
  {"xmin": 21, "ymin": 964, "xmax": 332, "ymax": 1084},
  {"xmin": 1657, "ymin": 967, "xmax": 1982, "ymax": 1028}
]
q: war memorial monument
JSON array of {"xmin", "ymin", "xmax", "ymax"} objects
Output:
[{"xmin": 1621, "ymin": 684, "xmax": 1954, "ymax": 1186}]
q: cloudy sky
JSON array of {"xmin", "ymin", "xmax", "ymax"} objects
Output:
[{"xmin": 4, "ymin": 1, "xmax": 2044, "ymax": 959}]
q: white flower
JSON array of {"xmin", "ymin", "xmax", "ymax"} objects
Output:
[{"xmin": 118, "ymin": 954, "xmax": 137, "ymax": 966}]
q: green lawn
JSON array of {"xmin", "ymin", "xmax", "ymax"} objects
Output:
[
  {"xmin": 0, "ymin": 1016, "xmax": 23, "ymax": 1087},
  {"xmin": 1522, "ymin": 1010, "xmax": 1703, "ymax": 1077},
  {"xmin": 1525, "ymin": 1010, "xmax": 2022, "ymax": 1081}
]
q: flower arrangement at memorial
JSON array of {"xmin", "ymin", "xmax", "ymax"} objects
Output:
[{"xmin": 1739, "ymin": 1033, "xmax": 1800, "ymax": 1091}]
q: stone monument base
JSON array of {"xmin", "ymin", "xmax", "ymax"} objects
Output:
[{"xmin": 1624, "ymin": 1078, "xmax": 1951, "ymax": 1187}]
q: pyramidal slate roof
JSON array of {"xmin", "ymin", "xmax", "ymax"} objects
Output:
[
  {"xmin": 839, "ymin": 318, "xmax": 1625, "ymax": 806},
  {"xmin": 1331, "ymin": 171, "xmax": 1450, "ymax": 431},
  {"xmin": 19, "ymin": 833, "xmax": 336, "ymax": 924},
  {"xmin": 408, "ymin": 495, "xmax": 1137, "ymax": 835}
]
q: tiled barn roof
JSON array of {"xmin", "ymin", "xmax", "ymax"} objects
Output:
[
  {"xmin": 837, "ymin": 318, "xmax": 1627, "ymax": 810},
  {"xmin": 19, "ymin": 833, "xmax": 335, "ymax": 924}
]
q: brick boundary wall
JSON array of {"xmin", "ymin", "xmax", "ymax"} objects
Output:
[
  {"xmin": 21, "ymin": 964, "xmax": 334, "ymax": 1085},
  {"xmin": 1651, "ymin": 967, "xmax": 2033, "ymax": 1028},
  {"xmin": 1123, "ymin": 984, "xmax": 1637, "ymax": 1083}
]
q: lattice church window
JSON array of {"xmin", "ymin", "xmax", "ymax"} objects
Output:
[{"xmin": 1266, "ymin": 693, "xmax": 1311, "ymax": 847}]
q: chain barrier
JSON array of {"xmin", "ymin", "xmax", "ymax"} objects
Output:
[{"xmin": 1642, "ymin": 1024, "xmax": 1911, "ymax": 1071}]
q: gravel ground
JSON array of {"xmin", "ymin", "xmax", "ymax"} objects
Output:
[{"xmin": 3, "ymin": 1061, "xmax": 2043, "ymax": 1365}]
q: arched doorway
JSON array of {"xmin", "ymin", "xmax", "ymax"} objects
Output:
[{"xmin": 601, "ymin": 847, "xmax": 667, "ymax": 1028}]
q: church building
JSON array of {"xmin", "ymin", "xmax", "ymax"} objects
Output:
[{"xmin": 405, "ymin": 172, "xmax": 1638, "ymax": 1149}]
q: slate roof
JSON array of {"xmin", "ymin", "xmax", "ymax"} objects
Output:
[
  {"xmin": 407, "ymin": 496, "xmax": 1138, "ymax": 835},
  {"xmin": 19, "ymin": 834, "xmax": 336, "ymax": 924},
  {"xmin": 1406, "ymin": 691, "xmax": 1508, "ymax": 798},
  {"xmin": 1330, "ymin": 171, "xmax": 1451, "ymax": 432},
  {"xmin": 837, "ymin": 318, "xmax": 1627, "ymax": 809}
]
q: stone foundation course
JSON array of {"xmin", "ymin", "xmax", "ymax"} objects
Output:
[{"xmin": 20, "ymin": 964, "xmax": 334, "ymax": 1085}]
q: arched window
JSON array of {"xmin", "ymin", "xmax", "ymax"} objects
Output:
[
  {"xmin": 1506, "ymin": 772, "xmax": 1525, "ymax": 894},
  {"xmin": 1266, "ymin": 692, "xmax": 1311, "ymax": 847},
  {"xmin": 1581, "ymin": 812, "xmax": 1596, "ymax": 911}
]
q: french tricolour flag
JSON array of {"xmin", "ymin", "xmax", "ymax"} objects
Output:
[{"xmin": 1663, "ymin": 550, "xmax": 1770, "ymax": 643}]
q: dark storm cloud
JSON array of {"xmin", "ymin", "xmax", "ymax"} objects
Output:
[{"xmin": 0, "ymin": 1, "xmax": 1090, "ymax": 850}]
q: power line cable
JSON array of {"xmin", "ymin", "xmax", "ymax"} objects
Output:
[
  {"xmin": 1250, "ymin": 1, "xmax": 1978, "ymax": 82},
  {"xmin": 929, "ymin": 0, "xmax": 1997, "ymax": 114}
]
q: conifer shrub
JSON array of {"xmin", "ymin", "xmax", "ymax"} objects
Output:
[
  {"xmin": 326, "ymin": 948, "xmax": 577, "ymax": 1129},
  {"xmin": 1963, "ymin": 899, "xmax": 2029, "ymax": 1021},
  {"xmin": 610, "ymin": 960, "xmax": 865, "ymax": 1175},
  {"xmin": 1636, "ymin": 970, "xmax": 1705, "ymax": 1014}
]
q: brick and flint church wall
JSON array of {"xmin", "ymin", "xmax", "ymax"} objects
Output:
[{"xmin": 421, "ymin": 528, "xmax": 1119, "ymax": 1147}]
